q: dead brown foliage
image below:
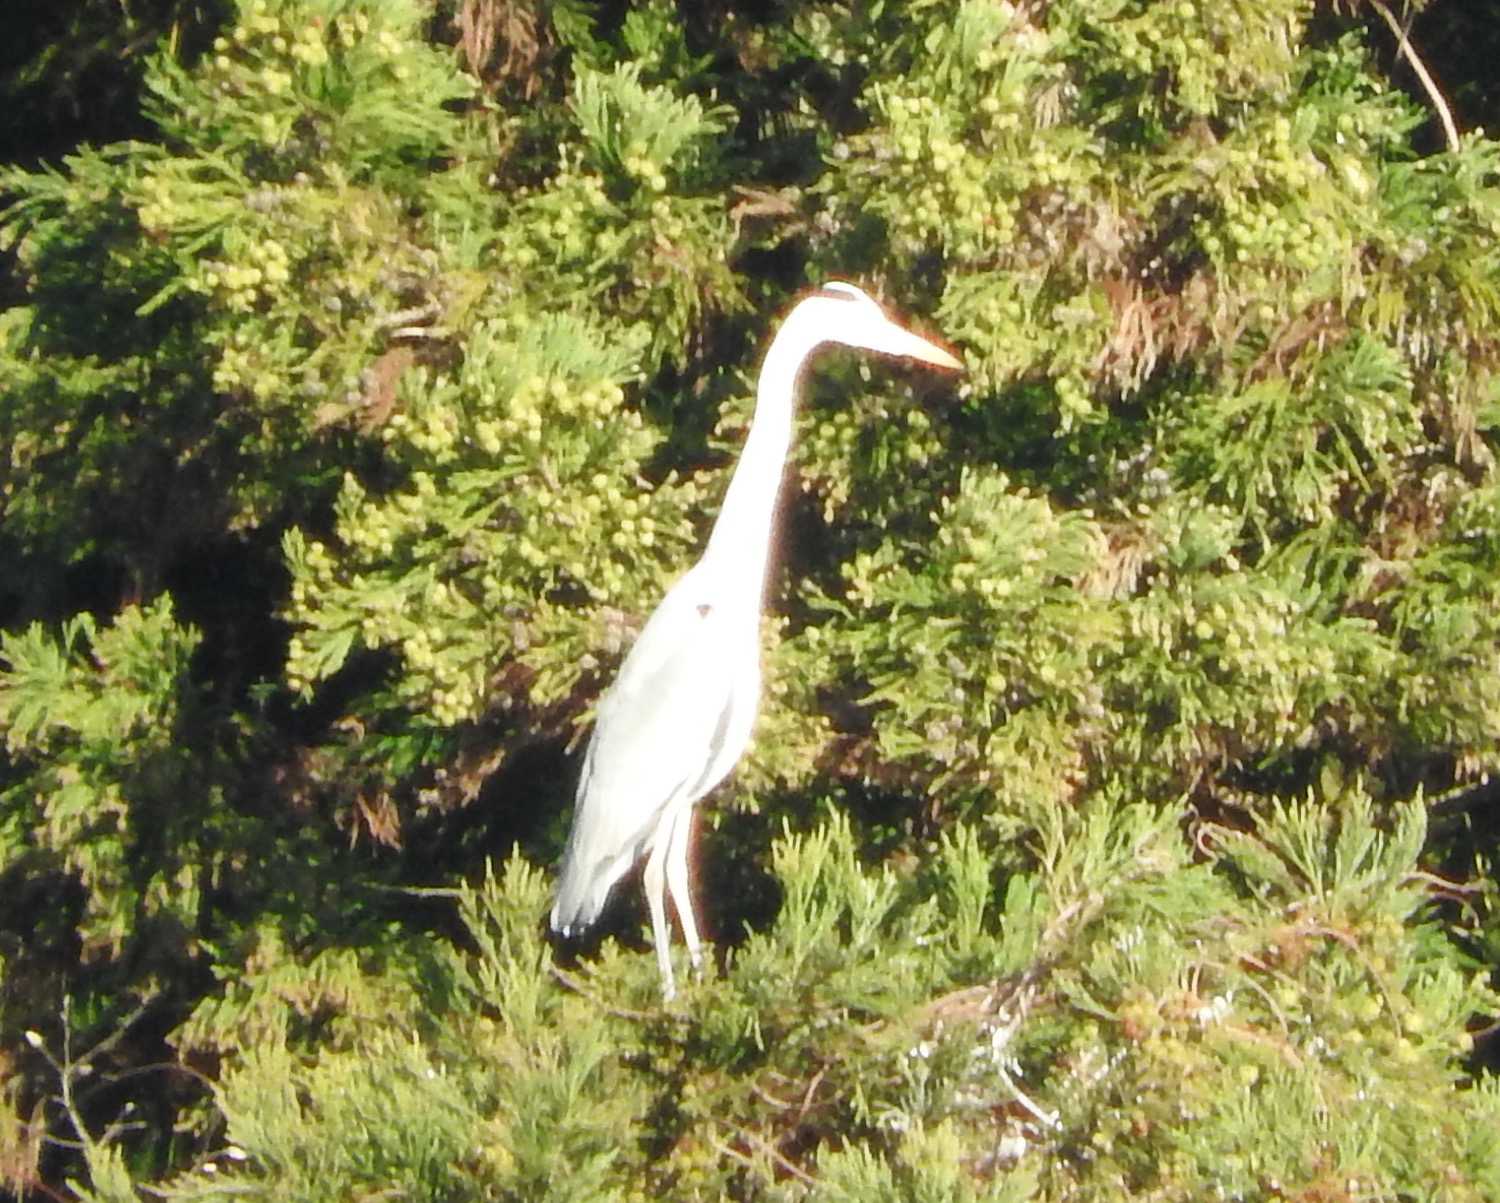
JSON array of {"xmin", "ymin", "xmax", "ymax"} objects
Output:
[{"xmin": 452, "ymin": 0, "xmax": 550, "ymax": 98}]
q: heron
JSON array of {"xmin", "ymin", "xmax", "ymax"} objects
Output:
[{"xmin": 550, "ymin": 282, "xmax": 963, "ymax": 998}]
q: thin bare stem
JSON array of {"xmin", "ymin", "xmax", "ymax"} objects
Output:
[
  {"xmin": 711, "ymin": 1129, "xmax": 819, "ymax": 1188},
  {"xmin": 1369, "ymin": 0, "xmax": 1460, "ymax": 152}
]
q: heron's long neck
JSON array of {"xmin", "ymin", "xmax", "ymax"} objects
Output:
[{"xmin": 702, "ymin": 323, "xmax": 821, "ymax": 607}]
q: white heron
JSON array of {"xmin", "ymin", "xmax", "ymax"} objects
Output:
[{"xmin": 550, "ymin": 282, "xmax": 962, "ymax": 998}]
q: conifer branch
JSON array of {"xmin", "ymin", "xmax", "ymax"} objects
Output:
[{"xmin": 548, "ymin": 964, "xmax": 667, "ymax": 1022}]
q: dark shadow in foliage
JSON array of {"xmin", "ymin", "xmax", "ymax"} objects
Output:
[
  {"xmin": 698, "ymin": 804, "xmax": 785, "ymax": 952},
  {"xmin": 679, "ymin": 0, "xmax": 854, "ymax": 188},
  {"xmin": 1425, "ymin": 772, "xmax": 1500, "ymax": 1076},
  {"xmin": 0, "ymin": 0, "xmax": 232, "ymax": 168},
  {"xmin": 414, "ymin": 735, "xmax": 577, "ymax": 927},
  {"xmin": 163, "ymin": 533, "xmax": 293, "ymax": 714}
]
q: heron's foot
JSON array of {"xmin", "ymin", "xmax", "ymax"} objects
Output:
[
  {"xmin": 660, "ymin": 956, "xmax": 680, "ymax": 1003},
  {"xmin": 657, "ymin": 955, "xmax": 706, "ymax": 1004}
]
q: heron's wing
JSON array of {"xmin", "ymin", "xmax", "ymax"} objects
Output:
[{"xmin": 551, "ymin": 573, "xmax": 760, "ymax": 933}]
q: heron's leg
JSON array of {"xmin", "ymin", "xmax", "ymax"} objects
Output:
[
  {"xmin": 663, "ymin": 803, "xmax": 702, "ymax": 973},
  {"xmin": 642, "ymin": 829, "xmax": 677, "ymax": 1001}
]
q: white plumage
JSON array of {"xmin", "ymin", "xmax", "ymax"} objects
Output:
[{"xmin": 551, "ymin": 282, "xmax": 962, "ymax": 998}]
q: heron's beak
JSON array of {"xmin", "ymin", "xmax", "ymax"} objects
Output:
[{"xmin": 887, "ymin": 323, "xmax": 964, "ymax": 371}]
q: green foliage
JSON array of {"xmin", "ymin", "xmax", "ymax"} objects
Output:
[
  {"xmin": 150, "ymin": 795, "xmax": 1499, "ymax": 1200},
  {"xmin": 0, "ymin": 599, "xmax": 204, "ymax": 952},
  {"xmin": 4, "ymin": 0, "xmax": 1500, "ymax": 1199},
  {"xmin": 206, "ymin": 1037, "xmax": 482, "ymax": 1201},
  {"xmin": 281, "ymin": 309, "xmax": 701, "ymax": 724},
  {"xmin": 146, "ymin": 0, "xmax": 475, "ymax": 185}
]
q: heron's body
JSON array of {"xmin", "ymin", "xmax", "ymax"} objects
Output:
[
  {"xmin": 551, "ymin": 283, "xmax": 961, "ymax": 997},
  {"xmin": 551, "ymin": 561, "xmax": 760, "ymax": 934}
]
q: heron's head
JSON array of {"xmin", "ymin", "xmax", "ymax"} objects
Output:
[{"xmin": 799, "ymin": 281, "xmax": 963, "ymax": 370}]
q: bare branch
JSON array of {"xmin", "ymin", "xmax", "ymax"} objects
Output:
[{"xmin": 1369, "ymin": 0, "xmax": 1460, "ymax": 152}]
